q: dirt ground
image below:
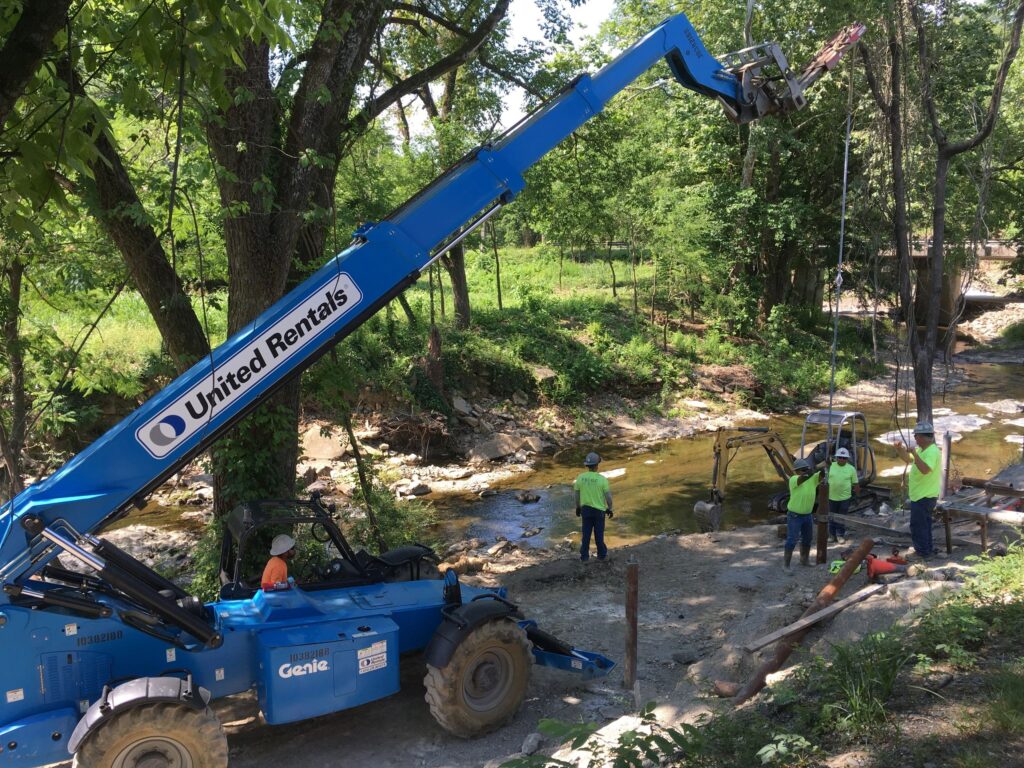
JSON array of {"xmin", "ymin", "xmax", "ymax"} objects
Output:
[{"xmin": 191, "ymin": 523, "xmax": 977, "ymax": 768}]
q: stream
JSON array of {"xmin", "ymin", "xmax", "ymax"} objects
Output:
[{"xmin": 432, "ymin": 362, "xmax": 1024, "ymax": 550}]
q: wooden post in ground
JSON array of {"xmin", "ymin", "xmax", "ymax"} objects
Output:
[
  {"xmin": 624, "ymin": 557, "xmax": 639, "ymax": 692},
  {"xmin": 731, "ymin": 537, "xmax": 875, "ymax": 706},
  {"xmin": 941, "ymin": 431, "xmax": 953, "ymax": 554},
  {"xmin": 939, "ymin": 431, "xmax": 952, "ymax": 500},
  {"xmin": 815, "ymin": 480, "xmax": 829, "ymax": 564}
]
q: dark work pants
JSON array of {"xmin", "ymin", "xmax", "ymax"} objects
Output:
[
  {"xmin": 580, "ymin": 505, "xmax": 607, "ymax": 561},
  {"xmin": 785, "ymin": 512, "xmax": 814, "ymax": 550},
  {"xmin": 829, "ymin": 498, "xmax": 850, "ymax": 537},
  {"xmin": 910, "ymin": 496, "xmax": 936, "ymax": 557}
]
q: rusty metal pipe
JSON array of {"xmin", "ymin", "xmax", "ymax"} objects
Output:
[{"xmin": 731, "ymin": 537, "xmax": 875, "ymax": 706}]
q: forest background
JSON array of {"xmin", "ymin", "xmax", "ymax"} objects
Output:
[{"xmin": 1, "ymin": 0, "xmax": 1023, "ymax": 521}]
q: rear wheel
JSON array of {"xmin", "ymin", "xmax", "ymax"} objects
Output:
[
  {"xmin": 72, "ymin": 702, "xmax": 227, "ymax": 768},
  {"xmin": 424, "ymin": 620, "xmax": 533, "ymax": 737}
]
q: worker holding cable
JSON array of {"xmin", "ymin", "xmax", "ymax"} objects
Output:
[
  {"xmin": 785, "ymin": 458, "xmax": 821, "ymax": 570},
  {"xmin": 892, "ymin": 422, "xmax": 940, "ymax": 560}
]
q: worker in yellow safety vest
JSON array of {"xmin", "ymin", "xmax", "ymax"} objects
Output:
[
  {"xmin": 827, "ymin": 447, "xmax": 860, "ymax": 543},
  {"xmin": 892, "ymin": 421, "xmax": 941, "ymax": 559},
  {"xmin": 785, "ymin": 458, "xmax": 821, "ymax": 571}
]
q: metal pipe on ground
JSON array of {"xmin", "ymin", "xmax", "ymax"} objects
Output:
[{"xmin": 728, "ymin": 537, "xmax": 875, "ymax": 706}]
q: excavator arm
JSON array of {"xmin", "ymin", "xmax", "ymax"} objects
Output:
[
  {"xmin": 0, "ymin": 12, "xmax": 863, "ymax": 609},
  {"xmin": 695, "ymin": 427, "xmax": 796, "ymax": 531}
]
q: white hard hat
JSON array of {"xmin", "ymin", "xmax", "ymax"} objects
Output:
[
  {"xmin": 835, "ymin": 447, "xmax": 851, "ymax": 459},
  {"xmin": 270, "ymin": 534, "xmax": 296, "ymax": 556}
]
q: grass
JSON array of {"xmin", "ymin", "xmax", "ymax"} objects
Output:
[
  {"xmin": 1000, "ymin": 319, "xmax": 1024, "ymax": 344},
  {"xmin": 17, "ymin": 243, "xmax": 881, "ymax": 450}
]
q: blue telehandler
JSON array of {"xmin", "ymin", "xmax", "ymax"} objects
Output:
[{"xmin": 0, "ymin": 10, "xmax": 862, "ymax": 767}]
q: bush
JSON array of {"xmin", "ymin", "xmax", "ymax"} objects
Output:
[{"xmin": 812, "ymin": 631, "xmax": 912, "ymax": 736}]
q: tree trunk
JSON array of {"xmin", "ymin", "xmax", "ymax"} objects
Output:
[
  {"xmin": 757, "ymin": 142, "xmax": 786, "ymax": 321},
  {"xmin": 606, "ymin": 242, "xmax": 617, "ymax": 298},
  {"xmin": 64, "ymin": 61, "xmax": 209, "ymax": 373},
  {"xmin": 441, "ymin": 242, "xmax": 471, "ymax": 329},
  {"xmin": 397, "ymin": 292, "xmax": 417, "ymax": 326},
  {"xmin": 0, "ymin": 260, "xmax": 26, "ymax": 499},
  {"xmin": 0, "ymin": 0, "xmax": 73, "ymax": 131},
  {"xmin": 341, "ymin": 408, "xmax": 386, "ymax": 553},
  {"xmin": 489, "ymin": 222, "xmax": 503, "ymax": 310}
]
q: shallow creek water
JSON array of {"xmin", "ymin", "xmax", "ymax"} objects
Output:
[{"xmin": 433, "ymin": 362, "xmax": 1024, "ymax": 550}]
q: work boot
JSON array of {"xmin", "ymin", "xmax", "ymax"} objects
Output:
[
  {"xmin": 799, "ymin": 545, "xmax": 811, "ymax": 566},
  {"xmin": 783, "ymin": 548, "xmax": 794, "ymax": 572}
]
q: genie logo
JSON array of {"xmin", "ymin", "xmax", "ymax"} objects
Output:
[
  {"xmin": 148, "ymin": 415, "xmax": 186, "ymax": 447},
  {"xmin": 135, "ymin": 273, "xmax": 362, "ymax": 459},
  {"xmin": 278, "ymin": 659, "xmax": 330, "ymax": 679}
]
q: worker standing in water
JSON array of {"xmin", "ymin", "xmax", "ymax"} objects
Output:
[
  {"xmin": 828, "ymin": 447, "xmax": 860, "ymax": 543},
  {"xmin": 785, "ymin": 458, "xmax": 821, "ymax": 570},
  {"xmin": 574, "ymin": 452, "xmax": 613, "ymax": 561}
]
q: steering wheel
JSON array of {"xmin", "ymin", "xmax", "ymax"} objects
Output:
[{"xmin": 310, "ymin": 522, "xmax": 332, "ymax": 543}]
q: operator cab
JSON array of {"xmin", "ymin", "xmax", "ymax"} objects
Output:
[
  {"xmin": 217, "ymin": 493, "xmax": 438, "ymax": 600},
  {"xmin": 797, "ymin": 409, "xmax": 877, "ymax": 486}
]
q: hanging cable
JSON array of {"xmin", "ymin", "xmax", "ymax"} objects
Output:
[{"xmin": 825, "ymin": 105, "xmax": 854, "ymax": 453}]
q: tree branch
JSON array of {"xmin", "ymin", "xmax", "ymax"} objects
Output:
[
  {"xmin": 345, "ymin": 0, "xmax": 510, "ymax": 134},
  {"xmin": 857, "ymin": 41, "xmax": 890, "ymax": 116}
]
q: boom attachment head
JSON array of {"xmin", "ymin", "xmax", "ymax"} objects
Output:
[{"xmin": 714, "ymin": 23, "xmax": 866, "ymax": 123}]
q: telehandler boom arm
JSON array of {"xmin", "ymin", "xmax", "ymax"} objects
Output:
[{"xmin": 0, "ymin": 10, "xmax": 862, "ymax": 601}]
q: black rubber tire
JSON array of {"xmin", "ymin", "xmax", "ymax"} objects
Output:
[
  {"xmin": 72, "ymin": 702, "xmax": 227, "ymax": 768},
  {"xmin": 424, "ymin": 619, "xmax": 533, "ymax": 738}
]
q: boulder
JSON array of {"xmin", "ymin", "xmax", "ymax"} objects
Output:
[
  {"xmin": 452, "ymin": 396, "xmax": 473, "ymax": 416},
  {"xmin": 467, "ymin": 433, "xmax": 524, "ymax": 463},
  {"xmin": 488, "ymin": 540, "xmax": 513, "ymax": 557},
  {"xmin": 516, "ymin": 490, "xmax": 541, "ymax": 504},
  {"xmin": 402, "ymin": 482, "xmax": 431, "ymax": 497},
  {"xmin": 521, "ymin": 733, "xmax": 542, "ymax": 756},
  {"xmin": 531, "ymin": 365, "xmax": 557, "ymax": 384},
  {"xmin": 301, "ymin": 424, "xmax": 348, "ymax": 460},
  {"xmin": 443, "ymin": 538, "xmax": 485, "ymax": 558},
  {"xmin": 512, "ymin": 390, "xmax": 528, "ymax": 406}
]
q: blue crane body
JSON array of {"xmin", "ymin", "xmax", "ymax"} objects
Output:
[{"xmin": 0, "ymin": 11, "xmax": 862, "ymax": 767}]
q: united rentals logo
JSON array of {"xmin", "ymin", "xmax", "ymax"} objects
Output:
[{"xmin": 135, "ymin": 274, "xmax": 362, "ymax": 459}]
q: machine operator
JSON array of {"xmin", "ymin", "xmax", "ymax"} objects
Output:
[{"xmin": 262, "ymin": 534, "xmax": 297, "ymax": 590}]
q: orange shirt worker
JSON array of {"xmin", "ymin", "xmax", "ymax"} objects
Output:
[{"xmin": 261, "ymin": 534, "xmax": 296, "ymax": 590}]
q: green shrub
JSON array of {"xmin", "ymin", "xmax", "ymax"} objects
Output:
[
  {"xmin": 1001, "ymin": 320, "xmax": 1024, "ymax": 343},
  {"xmin": 813, "ymin": 631, "xmax": 912, "ymax": 736}
]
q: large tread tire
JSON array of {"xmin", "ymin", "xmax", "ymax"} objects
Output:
[
  {"xmin": 424, "ymin": 619, "xmax": 533, "ymax": 738},
  {"xmin": 72, "ymin": 702, "xmax": 227, "ymax": 768}
]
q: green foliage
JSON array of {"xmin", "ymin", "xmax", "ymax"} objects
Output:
[
  {"xmin": 988, "ymin": 662, "xmax": 1024, "ymax": 734},
  {"xmin": 912, "ymin": 542, "xmax": 1024, "ymax": 668},
  {"xmin": 755, "ymin": 733, "xmax": 822, "ymax": 767},
  {"xmin": 188, "ymin": 519, "xmax": 226, "ymax": 603},
  {"xmin": 811, "ymin": 631, "xmax": 912, "ymax": 736},
  {"xmin": 211, "ymin": 404, "xmax": 299, "ymax": 509},
  {"xmin": 344, "ymin": 457, "xmax": 435, "ymax": 553},
  {"xmin": 1000, "ymin": 321, "xmax": 1024, "ymax": 344}
]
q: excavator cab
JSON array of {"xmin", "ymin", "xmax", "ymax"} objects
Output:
[{"xmin": 797, "ymin": 409, "xmax": 877, "ymax": 486}]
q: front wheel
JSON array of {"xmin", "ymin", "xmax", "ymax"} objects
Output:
[
  {"xmin": 424, "ymin": 620, "xmax": 533, "ymax": 738},
  {"xmin": 72, "ymin": 702, "xmax": 227, "ymax": 768}
]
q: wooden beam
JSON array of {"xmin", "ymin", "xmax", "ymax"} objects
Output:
[{"xmin": 744, "ymin": 583, "xmax": 886, "ymax": 653}]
